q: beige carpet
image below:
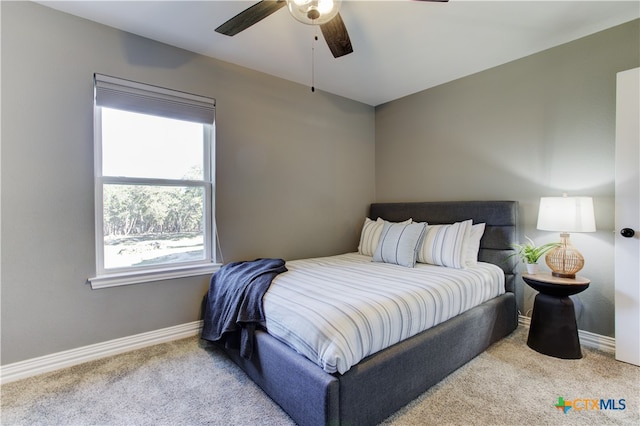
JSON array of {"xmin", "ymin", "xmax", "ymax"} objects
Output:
[{"xmin": 2, "ymin": 327, "xmax": 638, "ymax": 425}]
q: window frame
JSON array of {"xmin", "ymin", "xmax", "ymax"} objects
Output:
[{"xmin": 89, "ymin": 74, "xmax": 219, "ymax": 289}]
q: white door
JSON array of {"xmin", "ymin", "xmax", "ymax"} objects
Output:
[{"xmin": 615, "ymin": 67, "xmax": 640, "ymax": 366}]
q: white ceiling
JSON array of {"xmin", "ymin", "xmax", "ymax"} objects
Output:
[{"xmin": 36, "ymin": 0, "xmax": 639, "ymax": 106}]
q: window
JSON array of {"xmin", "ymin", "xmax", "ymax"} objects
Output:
[{"xmin": 89, "ymin": 74, "xmax": 218, "ymax": 289}]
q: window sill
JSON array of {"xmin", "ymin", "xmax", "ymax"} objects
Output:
[{"xmin": 88, "ymin": 263, "xmax": 221, "ymax": 289}]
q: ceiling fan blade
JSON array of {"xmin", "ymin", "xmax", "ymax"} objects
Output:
[
  {"xmin": 320, "ymin": 13, "xmax": 353, "ymax": 59},
  {"xmin": 215, "ymin": 0, "xmax": 286, "ymax": 36}
]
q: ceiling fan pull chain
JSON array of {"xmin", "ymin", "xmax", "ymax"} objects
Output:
[{"xmin": 311, "ymin": 28, "xmax": 318, "ymax": 93}]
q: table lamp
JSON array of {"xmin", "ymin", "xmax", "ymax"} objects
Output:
[{"xmin": 536, "ymin": 194, "xmax": 596, "ymax": 278}]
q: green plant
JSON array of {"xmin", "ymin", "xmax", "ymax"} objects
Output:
[{"xmin": 507, "ymin": 236, "xmax": 560, "ymax": 264}]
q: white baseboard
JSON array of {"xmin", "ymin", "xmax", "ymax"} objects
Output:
[
  {"xmin": 0, "ymin": 320, "xmax": 203, "ymax": 384},
  {"xmin": 518, "ymin": 315, "xmax": 615, "ymax": 354}
]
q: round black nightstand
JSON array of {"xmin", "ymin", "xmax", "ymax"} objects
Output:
[{"xmin": 523, "ymin": 273, "xmax": 590, "ymax": 359}]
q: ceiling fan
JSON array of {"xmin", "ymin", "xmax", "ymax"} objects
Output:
[{"xmin": 215, "ymin": 0, "xmax": 448, "ymax": 59}]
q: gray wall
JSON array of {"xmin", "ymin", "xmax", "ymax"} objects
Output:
[
  {"xmin": 1, "ymin": 2, "xmax": 375, "ymax": 364},
  {"xmin": 375, "ymin": 19, "xmax": 640, "ymax": 337},
  {"xmin": 2, "ymin": 1, "xmax": 637, "ymax": 367}
]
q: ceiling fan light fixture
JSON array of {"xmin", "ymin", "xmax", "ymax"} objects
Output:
[{"xmin": 286, "ymin": 0, "xmax": 341, "ymax": 25}]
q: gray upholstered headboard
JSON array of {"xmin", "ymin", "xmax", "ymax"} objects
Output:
[{"xmin": 369, "ymin": 201, "xmax": 519, "ymax": 294}]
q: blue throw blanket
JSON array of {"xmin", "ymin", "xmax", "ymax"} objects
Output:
[{"xmin": 201, "ymin": 258, "xmax": 287, "ymax": 359}]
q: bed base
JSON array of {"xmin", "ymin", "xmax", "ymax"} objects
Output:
[
  {"xmin": 225, "ymin": 292, "xmax": 517, "ymax": 426},
  {"xmin": 220, "ymin": 201, "xmax": 519, "ymax": 425}
]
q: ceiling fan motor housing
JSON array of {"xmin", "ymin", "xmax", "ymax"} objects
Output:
[{"xmin": 287, "ymin": 0, "xmax": 341, "ymax": 25}]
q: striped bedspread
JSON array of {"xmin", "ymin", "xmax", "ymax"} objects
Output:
[{"xmin": 262, "ymin": 253, "xmax": 505, "ymax": 374}]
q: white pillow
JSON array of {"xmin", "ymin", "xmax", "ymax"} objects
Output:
[
  {"xmin": 358, "ymin": 217, "xmax": 411, "ymax": 256},
  {"xmin": 465, "ymin": 223, "xmax": 486, "ymax": 267},
  {"xmin": 372, "ymin": 221, "xmax": 427, "ymax": 268},
  {"xmin": 417, "ymin": 219, "xmax": 472, "ymax": 269}
]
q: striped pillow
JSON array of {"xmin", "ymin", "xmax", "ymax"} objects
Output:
[
  {"xmin": 417, "ymin": 219, "xmax": 472, "ymax": 269},
  {"xmin": 465, "ymin": 223, "xmax": 486, "ymax": 266},
  {"xmin": 358, "ymin": 217, "xmax": 412, "ymax": 256},
  {"xmin": 358, "ymin": 218, "xmax": 384, "ymax": 256},
  {"xmin": 372, "ymin": 221, "xmax": 427, "ymax": 268}
]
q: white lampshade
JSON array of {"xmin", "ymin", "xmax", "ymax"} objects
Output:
[
  {"xmin": 537, "ymin": 196, "xmax": 596, "ymax": 233},
  {"xmin": 536, "ymin": 195, "xmax": 596, "ymax": 278},
  {"xmin": 286, "ymin": 0, "xmax": 341, "ymax": 25}
]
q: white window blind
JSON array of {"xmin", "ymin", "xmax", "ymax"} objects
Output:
[{"xmin": 94, "ymin": 73, "xmax": 215, "ymax": 124}]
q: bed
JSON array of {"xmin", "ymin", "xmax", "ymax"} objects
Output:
[{"xmin": 209, "ymin": 201, "xmax": 519, "ymax": 426}]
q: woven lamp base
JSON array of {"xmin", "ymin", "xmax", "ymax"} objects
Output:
[{"xmin": 545, "ymin": 232, "xmax": 584, "ymax": 278}]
